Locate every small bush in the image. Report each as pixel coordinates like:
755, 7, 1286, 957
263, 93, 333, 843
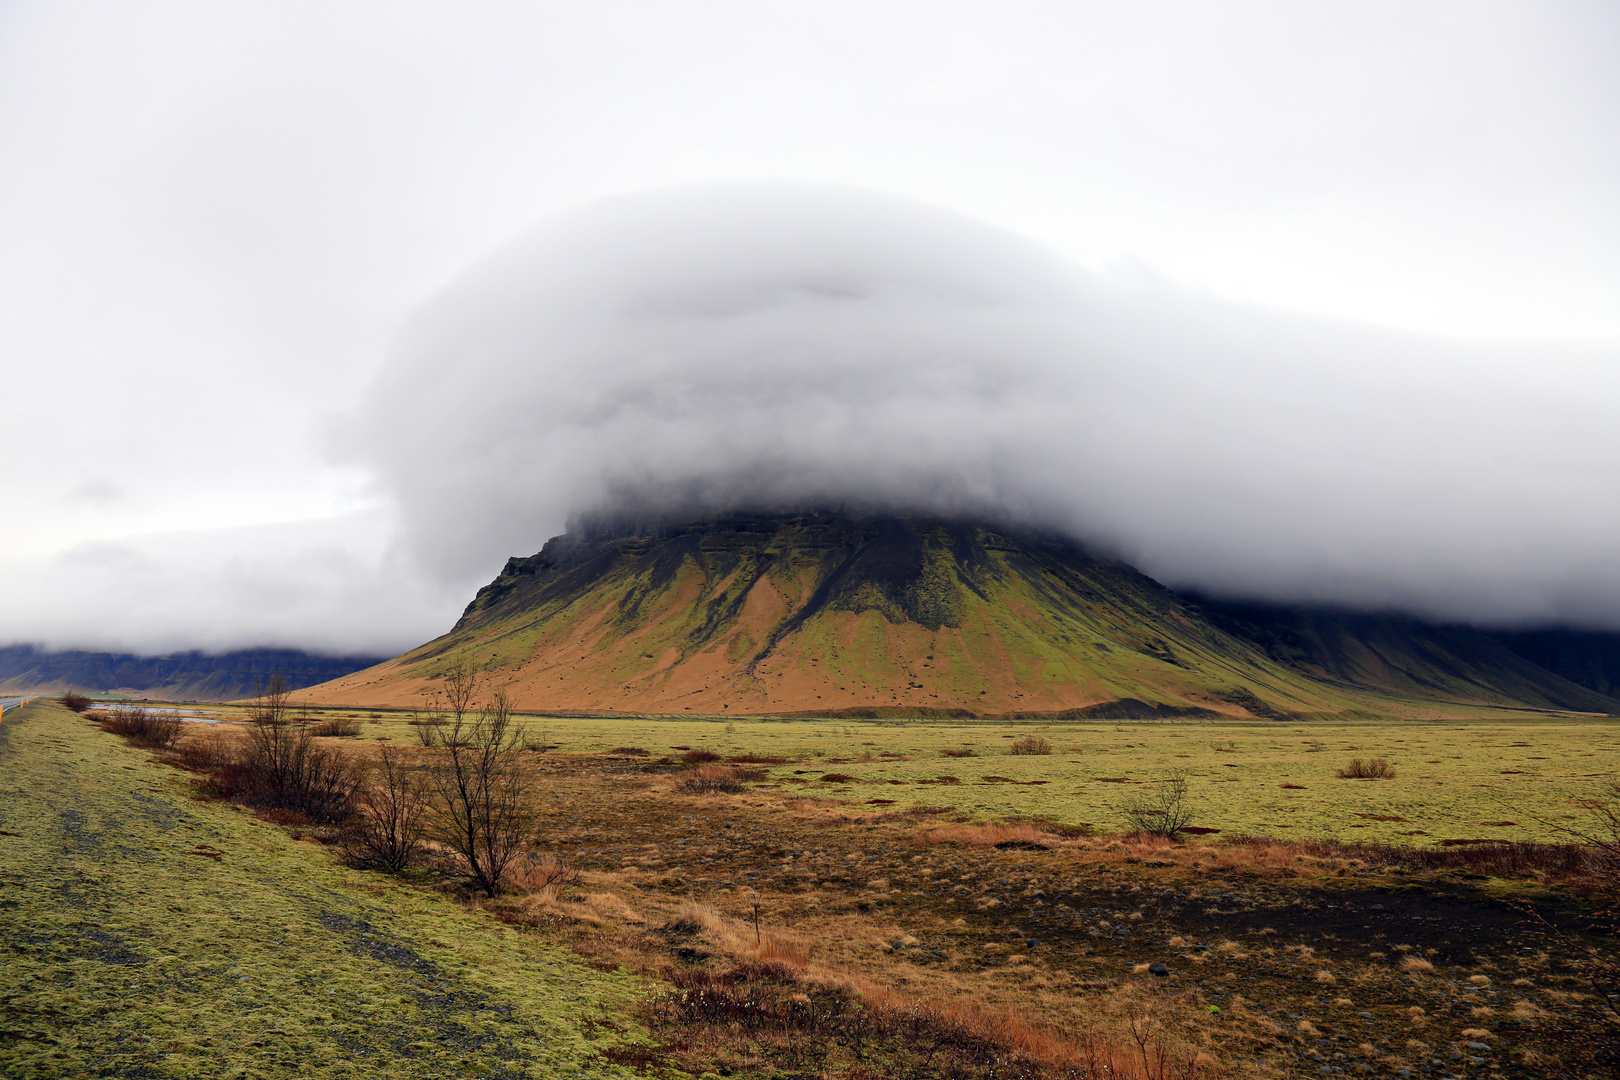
1122, 771, 1197, 839
61, 692, 94, 713
678, 764, 749, 794
235, 678, 365, 823
940, 747, 978, 758
609, 746, 649, 756
340, 742, 426, 872
171, 732, 231, 772
410, 714, 447, 747
507, 852, 580, 897
728, 753, 789, 764
1009, 736, 1051, 756
310, 717, 361, 737
1337, 757, 1396, 779
680, 749, 722, 765
99, 706, 183, 750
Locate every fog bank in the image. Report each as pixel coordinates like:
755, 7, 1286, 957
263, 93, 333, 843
355, 184, 1620, 630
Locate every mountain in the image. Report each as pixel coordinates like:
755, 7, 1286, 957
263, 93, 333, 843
0, 646, 388, 702
295, 511, 1620, 718
1190, 600, 1620, 714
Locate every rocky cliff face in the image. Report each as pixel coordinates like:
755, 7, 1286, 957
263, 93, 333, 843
295, 511, 1620, 717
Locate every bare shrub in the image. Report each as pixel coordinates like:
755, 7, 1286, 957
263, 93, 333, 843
171, 730, 231, 772
609, 746, 649, 756
507, 852, 580, 898
727, 753, 789, 764
237, 675, 364, 823
99, 706, 183, 750
340, 742, 427, 872
310, 717, 362, 738
940, 746, 978, 758
60, 692, 93, 713
1569, 779, 1620, 885
679, 749, 722, 765
1337, 757, 1396, 779
409, 713, 447, 747
1122, 772, 1197, 839
1009, 736, 1052, 756
679, 764, 752, 794
426, 667, 533, 897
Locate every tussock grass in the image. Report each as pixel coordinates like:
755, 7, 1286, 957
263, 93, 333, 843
677, 763, 764, 794
914, 822, 1059, 848
1337, 757, 1396, 779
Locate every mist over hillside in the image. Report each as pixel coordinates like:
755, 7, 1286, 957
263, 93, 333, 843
354, 184, 1620, 634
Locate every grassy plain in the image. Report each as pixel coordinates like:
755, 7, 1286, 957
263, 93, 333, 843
33, 699, 1620, 1077
0, 701, 644, 1079
237, 706, 1620, 847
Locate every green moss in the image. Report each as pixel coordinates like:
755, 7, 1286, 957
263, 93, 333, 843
0, 703, 646, 1079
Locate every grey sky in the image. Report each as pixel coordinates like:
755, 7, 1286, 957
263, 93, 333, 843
0, 2, 1616, 654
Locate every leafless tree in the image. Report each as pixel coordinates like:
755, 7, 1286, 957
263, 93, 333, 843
342, 741, 427, 872
239, 674, 362, 822
428, 683, 532, 895
1122, 771, 1197, 839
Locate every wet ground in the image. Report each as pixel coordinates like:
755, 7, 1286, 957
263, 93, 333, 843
531, 754, 1620, 1079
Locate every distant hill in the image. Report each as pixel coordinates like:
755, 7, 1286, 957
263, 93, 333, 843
1190, 599, 1620, 714
0, 646, 388, 702
295, 511, 1620, 718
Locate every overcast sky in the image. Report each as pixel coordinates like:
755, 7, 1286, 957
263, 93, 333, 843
1, 1, 1616, 655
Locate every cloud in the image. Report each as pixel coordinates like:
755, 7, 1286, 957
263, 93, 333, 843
0, 512, 464, 656
354, 182, 1620, 630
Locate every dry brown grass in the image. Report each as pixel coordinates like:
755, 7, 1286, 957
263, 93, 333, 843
913, 822, 1059, 848
1511, 1000, 1549, 1022
505, 852, 580, 900
1400, 956, 1435, 974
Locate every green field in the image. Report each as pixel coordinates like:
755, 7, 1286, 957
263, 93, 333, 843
450, 712, 1616, 846
0, 701, 644, 1079
79, 703, 1620, 845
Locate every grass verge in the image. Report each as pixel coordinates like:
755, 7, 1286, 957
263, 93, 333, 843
0, 701, 644, 1079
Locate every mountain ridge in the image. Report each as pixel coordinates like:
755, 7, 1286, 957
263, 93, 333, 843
294, 511, 1620, 718
0, 645, 387, 702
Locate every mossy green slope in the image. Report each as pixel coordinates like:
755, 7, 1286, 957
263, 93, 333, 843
0, 701, 643, 1079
